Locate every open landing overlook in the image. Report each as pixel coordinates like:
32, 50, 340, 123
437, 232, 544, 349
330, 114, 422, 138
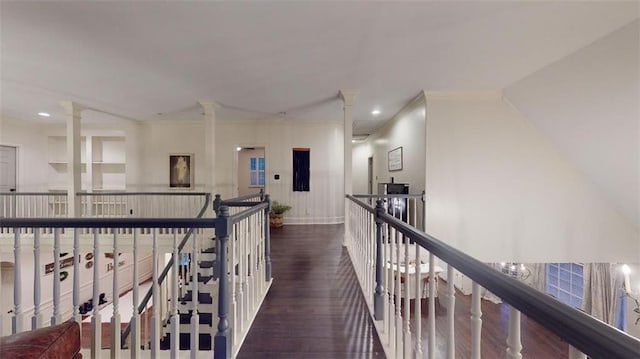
238, 224, 568, 358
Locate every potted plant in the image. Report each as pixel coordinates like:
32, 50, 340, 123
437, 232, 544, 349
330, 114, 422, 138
269, 201, 291, 228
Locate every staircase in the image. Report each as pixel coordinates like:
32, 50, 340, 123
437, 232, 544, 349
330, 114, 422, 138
159, 246, 218, 351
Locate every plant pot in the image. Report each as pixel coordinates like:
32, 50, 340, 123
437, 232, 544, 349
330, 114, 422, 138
270, 213, 284, 228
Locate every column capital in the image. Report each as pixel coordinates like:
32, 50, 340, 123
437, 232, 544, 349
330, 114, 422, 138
339, 90, 357, 106
198, 101, 220, 116
59, 101, 85, 117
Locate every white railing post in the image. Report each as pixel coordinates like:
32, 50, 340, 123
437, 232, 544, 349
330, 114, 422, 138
428, 252, 436, 359
170, 232, 179, 358
12, 230, 23, 334
237, 222, 245, 335
72, 230, 81, 329
414, 243, 422, 358
32, 229, 43, 329
471, 282, 483, 359
506, 306, 523, 359
403, 234, 411, 358
446, 265, 455, 359
52, 228, 62, 325
393, 227, 400, 358
111, 232, 121, 359
91, 231, 102, 358
131, 229, 141, 358
150, 229, 160, 356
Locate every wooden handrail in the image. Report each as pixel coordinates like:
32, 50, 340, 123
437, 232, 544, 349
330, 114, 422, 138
346, 194, 640, 358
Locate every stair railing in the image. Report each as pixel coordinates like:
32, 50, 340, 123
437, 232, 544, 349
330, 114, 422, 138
119, 193, 211, 347
213, 189, 264, 216
346, 194, 640, 359
1, 192, 272, 359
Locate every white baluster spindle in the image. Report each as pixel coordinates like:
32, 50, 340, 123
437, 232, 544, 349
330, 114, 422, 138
446, 265, 455, 359
91, 231, 102, 358
111, 232, 121, 358
506, 306, 523, 359
32, 229, 43, 329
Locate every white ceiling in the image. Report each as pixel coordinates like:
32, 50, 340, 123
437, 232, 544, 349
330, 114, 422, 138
1, 1, 637, 135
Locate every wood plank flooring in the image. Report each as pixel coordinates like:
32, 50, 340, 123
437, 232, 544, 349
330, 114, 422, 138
237, 224, 385, 358
238, 224, 569, 359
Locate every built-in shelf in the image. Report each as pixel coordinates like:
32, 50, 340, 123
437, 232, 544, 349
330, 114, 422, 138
47, 134, 126, 198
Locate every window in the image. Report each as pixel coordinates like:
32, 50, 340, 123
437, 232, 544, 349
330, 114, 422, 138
546, 263, 583, 308
250, 156, 265, 186
292, 148, 310, 192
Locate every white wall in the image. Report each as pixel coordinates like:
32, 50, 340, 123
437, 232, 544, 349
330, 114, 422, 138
425, 92, 639, 263
216, 119, 344, 224
504, 20, 640, 229
0, 118, 49, 191
353, 99, 426, 196
0, 118, 144, 191
137, 121, 207, 191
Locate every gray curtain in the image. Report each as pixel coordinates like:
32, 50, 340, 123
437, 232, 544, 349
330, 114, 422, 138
582, 263, 624, 325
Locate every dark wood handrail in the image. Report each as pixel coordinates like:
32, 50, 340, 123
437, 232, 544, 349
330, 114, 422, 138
347, 195, 640, 359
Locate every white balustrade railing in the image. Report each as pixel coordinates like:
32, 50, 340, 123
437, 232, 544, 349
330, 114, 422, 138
78, 192, 209, 218
0, 192, 68, 218
0, 191, 209, 220
346, 195, 640, 359
0, 195, 273, 359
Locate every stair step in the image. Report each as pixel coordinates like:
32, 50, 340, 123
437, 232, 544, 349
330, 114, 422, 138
159, 332, 212, 351
202, 247, 216, 254
177, 312, 213, 325
180, 291, 214, 304
196, 273, 214, 284
199, 260, 215, 268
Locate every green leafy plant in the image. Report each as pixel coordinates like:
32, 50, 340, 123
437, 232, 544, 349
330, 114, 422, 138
270, 201, 291, 215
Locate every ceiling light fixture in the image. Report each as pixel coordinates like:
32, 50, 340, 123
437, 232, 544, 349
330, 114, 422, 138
236, 147, 242, 152
371, 109, 381, 116
38, 112, 51, 117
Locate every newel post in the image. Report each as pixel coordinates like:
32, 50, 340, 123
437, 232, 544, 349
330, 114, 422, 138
264, 194, 272, 281
213, 194, 222, 216
374, 200, 385, 320
214, 206, 231, 359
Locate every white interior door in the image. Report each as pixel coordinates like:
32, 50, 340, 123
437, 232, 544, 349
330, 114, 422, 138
0, 145, 17, 192
0, 262, 14, 335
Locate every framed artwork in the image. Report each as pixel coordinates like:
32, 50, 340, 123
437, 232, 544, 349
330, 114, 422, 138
169, 154, 194, 189
388, 146, 403, 171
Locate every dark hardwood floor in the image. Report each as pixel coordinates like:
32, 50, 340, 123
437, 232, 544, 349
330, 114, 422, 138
237, 224, 385, 358
238, 224, 569, 359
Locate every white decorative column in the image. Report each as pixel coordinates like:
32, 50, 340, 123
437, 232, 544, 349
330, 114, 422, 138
60, 101, 83, 217
339, 90, 356, 247
199, 101, 219, 196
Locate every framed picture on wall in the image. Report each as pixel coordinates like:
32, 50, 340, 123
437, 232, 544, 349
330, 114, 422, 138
388, 146, 403, 171
169, 154, 194, 189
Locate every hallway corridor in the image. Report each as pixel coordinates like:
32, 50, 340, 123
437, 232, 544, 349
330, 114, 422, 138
237, 224, 385, 358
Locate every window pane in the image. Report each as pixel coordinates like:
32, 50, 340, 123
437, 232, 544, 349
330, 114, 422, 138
259, 171, 265, 185
250, 157, 256, 170
251, 172, 258, 185
258, 157, 265, 170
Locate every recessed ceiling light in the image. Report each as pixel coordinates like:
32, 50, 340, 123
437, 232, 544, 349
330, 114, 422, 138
371, 109, 381, 116
236, 147, 242, 152
38, 112, 51, 117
